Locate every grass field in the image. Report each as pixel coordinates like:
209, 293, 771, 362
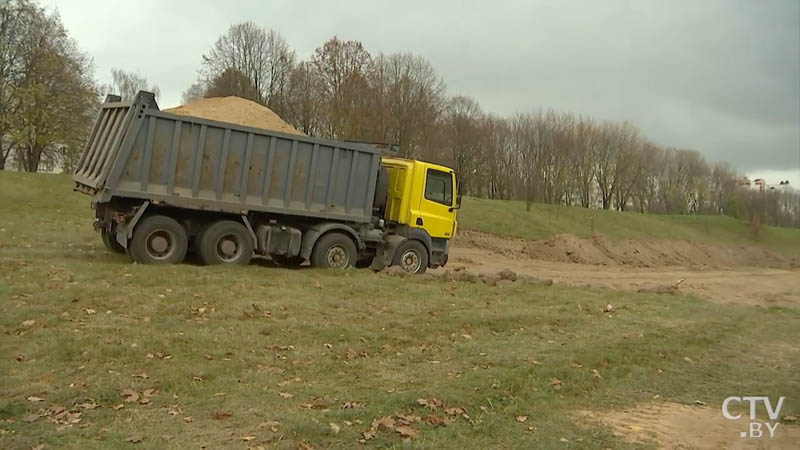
1, 172, 799, 449
459, 196, 800, 254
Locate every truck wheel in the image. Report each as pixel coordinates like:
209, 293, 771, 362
272, 255, 305, 267
101, 229, 125, 254
198, 220, 253, 265
129, 215, 188, 264
392, 240, 429, 274
311, 232, 356, 269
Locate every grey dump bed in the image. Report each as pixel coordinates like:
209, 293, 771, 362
73, 91, 381, 223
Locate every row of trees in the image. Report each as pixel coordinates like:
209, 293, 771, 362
1, 7, 796, 228
184, 22, 799, 226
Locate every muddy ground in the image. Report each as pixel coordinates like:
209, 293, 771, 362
443, 230, 800, 307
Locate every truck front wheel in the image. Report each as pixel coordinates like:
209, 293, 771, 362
392, 240, 429, 274
311, 232, 356, 269
198, 220, 253, 265
129, 215, 188, 264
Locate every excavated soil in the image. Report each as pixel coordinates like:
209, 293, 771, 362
580, 402, 800, 449
454, 230, 795, 269
163, 96, 303, 136
444, 231, 800, 306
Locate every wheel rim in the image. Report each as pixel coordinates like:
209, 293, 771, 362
400, 249, 421, 273
215, 233, 242, 263
326, 245, 349, 269
145, 230, 175, 260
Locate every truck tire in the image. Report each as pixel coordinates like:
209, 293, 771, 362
311, 232, 357, 269
272, 254, 305, 267
392, 239, 429, 274
101, 229, 125, 254
198, 220, 253, 265
129, 215, 188, 264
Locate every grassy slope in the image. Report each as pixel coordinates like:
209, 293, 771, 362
459, 196, 800, 254
0, 172, 798, 449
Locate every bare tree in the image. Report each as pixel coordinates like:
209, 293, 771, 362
204, 67, 259, 101
441, 96, 485, 194
99, 68, 160, 101
201, 23, 295, 111
369, 53, 445, 158
311, 36, 373, 139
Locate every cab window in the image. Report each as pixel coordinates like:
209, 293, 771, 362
424, 169, 453, 206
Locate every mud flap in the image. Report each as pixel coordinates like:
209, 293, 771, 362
370, 235, 405, 271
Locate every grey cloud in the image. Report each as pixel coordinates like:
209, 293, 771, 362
44, 0, 799, 178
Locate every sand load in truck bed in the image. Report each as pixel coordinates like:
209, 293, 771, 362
163, 96, 304, 136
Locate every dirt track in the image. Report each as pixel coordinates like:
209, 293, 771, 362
446, 231, 800, 307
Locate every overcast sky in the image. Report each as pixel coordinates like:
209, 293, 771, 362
43, 0, 800, 185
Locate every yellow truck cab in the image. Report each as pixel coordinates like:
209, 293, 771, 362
371, 157, 459, 272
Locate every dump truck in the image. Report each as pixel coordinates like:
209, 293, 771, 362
72, 91, 459, 273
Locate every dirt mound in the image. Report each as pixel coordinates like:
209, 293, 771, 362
580, 402, 800, 449
454, 230, 795, 269
163, 96, 303, 135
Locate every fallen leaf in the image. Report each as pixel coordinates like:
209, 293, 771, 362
416, 397, 443, 410
516, 415, 528, 423
329, 422, 340, 435
340, 401, 364, 409
444, 407, 465, 416
550, 378, 562, 390
213, 411, 232, 420
133, 372, 149, 379
372, 416, 396, 430
125, 435, 143, 443
121, 389, 139, 403
21, 320, 36, 328
241, 435, 256, 441
297, 441, 315, 450
395, 425, 419, 439
362, 430, 376, 440
396, 414, 421, 425
26, 396, 44, 402
426, 414, 451, 427
22, 413, 40, 423
84, 308, 96, 315
183, 416, 193, 423
693, 400, 707, 406
112, 403, 125, 410
278, 392, 294, 399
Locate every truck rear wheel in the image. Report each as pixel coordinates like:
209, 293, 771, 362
392, 240, 429, 274
129, 215, 188, 264
101, 228, 125, 254
198, 220, 253, 265
311, 232, 356, 269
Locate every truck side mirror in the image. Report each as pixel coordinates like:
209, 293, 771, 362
449, 173, 462, 212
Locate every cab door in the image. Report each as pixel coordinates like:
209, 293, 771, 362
415, 168, 456, 239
